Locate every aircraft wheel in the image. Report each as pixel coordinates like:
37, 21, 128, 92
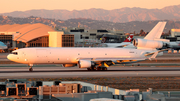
93, 66, 96, 70
97, 67, 101, 71
101, 67, 107, 71
90, 66, 96, 71
87, 68, 91, 71
29, 67, 33, 72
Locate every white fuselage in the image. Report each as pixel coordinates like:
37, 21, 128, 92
7, 47, 157, 65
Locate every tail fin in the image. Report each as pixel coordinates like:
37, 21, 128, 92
123, 34, 134, 42
101, 37, 107, 43
144, 22, 166, 40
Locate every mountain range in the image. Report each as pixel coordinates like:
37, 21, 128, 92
1, 5, 180, 23
1, 15, 180, 33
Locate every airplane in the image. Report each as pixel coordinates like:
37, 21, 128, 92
101, 34, 134, 47
0, 41, 7, 50
7, 22, 168, 71
168, 41, 180, 50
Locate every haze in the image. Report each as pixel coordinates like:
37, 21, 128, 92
0, 0, 180, 13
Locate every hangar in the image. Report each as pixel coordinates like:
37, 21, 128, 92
0, 23, 74, 49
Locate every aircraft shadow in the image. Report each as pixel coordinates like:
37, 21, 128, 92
1, 69, 180, 73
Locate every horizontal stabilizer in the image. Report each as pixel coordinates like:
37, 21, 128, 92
154, 39, 170, 43
116, 44, 131, 47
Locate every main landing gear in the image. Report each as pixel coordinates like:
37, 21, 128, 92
87, 66, 107, 71
28, 64, 33, 72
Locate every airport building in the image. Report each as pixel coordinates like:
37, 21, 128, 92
165, 29, 180, 41
171, 29, 180, 37
0, 23, 75, 50
0, 24, 125, 49
64, 27, 125, 47
0, 79, 180, 101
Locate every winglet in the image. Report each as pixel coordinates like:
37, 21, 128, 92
146, 48, 170, 60
149, 51, 158, 61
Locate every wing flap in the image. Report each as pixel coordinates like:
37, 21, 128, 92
77, 57, 146, 62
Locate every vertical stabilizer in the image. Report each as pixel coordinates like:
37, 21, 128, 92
144, 22, 166, 40
123, 34, 134, 42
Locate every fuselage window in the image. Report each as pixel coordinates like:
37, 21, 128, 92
12, 52, 18, 55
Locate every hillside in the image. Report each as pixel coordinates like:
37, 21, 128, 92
0, 15, 180, 33
1, 5, 180, 23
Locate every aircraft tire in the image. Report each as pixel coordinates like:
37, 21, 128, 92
87, 68, 91, 71
29, 68, 33, 72
90, 66, 96, 71
97, 67, 101, 71
101, 67, 107, 71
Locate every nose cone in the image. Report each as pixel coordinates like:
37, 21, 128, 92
7, 54, 13, 61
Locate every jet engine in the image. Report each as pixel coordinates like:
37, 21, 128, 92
62, 64, 76, 67
78, 60, 94, 68
133, 38, 164, 49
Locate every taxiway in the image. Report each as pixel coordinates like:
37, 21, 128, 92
0, 66, 180, 78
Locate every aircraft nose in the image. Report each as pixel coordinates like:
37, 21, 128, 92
7, 54, 12, 60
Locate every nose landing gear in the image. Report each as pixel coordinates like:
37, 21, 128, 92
29, 67, 33, 72
28, 64, 33, 72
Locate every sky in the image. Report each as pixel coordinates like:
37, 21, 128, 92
0, 0, 180, 13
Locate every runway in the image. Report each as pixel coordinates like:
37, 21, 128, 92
1, 66, 180, 78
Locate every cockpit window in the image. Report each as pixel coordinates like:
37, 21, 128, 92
12, 52, 18, 55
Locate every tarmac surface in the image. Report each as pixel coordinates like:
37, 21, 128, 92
0, 66, 180, 78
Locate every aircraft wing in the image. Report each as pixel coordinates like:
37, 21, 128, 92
92, 57, 146, 61
144, 48, 170, 60
105, 42, 131, 48
145, 48, 170, 56
77, 57, 146, 67
77, 57, 146, 62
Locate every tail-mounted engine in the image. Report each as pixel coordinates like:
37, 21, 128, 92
133, 38, 164, 49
